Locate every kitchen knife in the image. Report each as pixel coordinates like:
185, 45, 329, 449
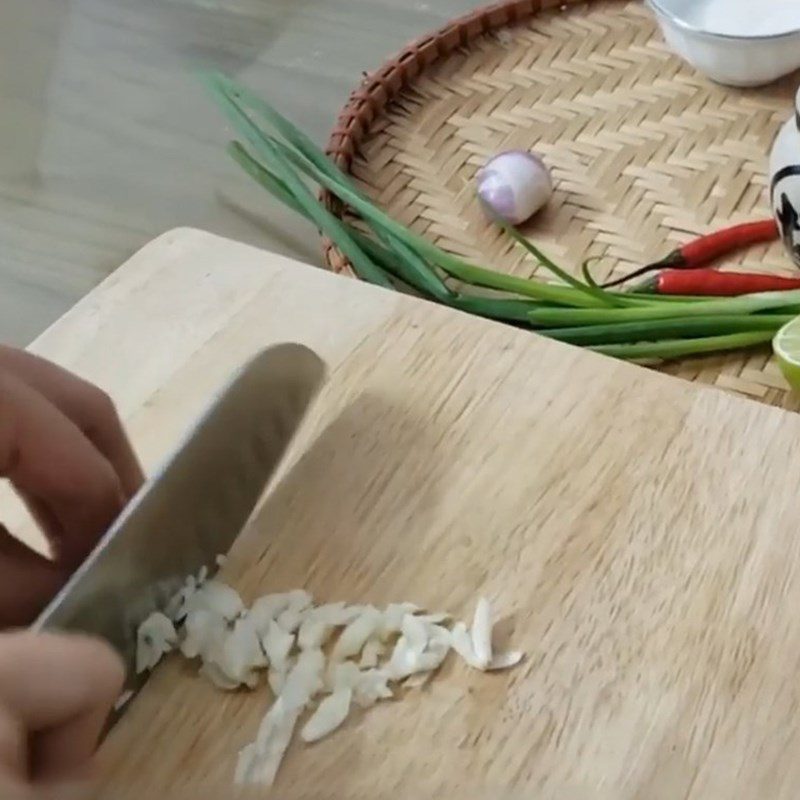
33, 343, 326, 683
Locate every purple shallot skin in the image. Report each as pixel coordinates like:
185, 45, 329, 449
476, 150, 553, 225
476, 168, 517, 221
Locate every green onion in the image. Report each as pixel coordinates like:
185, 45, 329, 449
529, 292, 800, 327
592, 331, 776, 360
207, 78, 392, 288
211, 72, 606, 307
448, 295, 544, 322
547, 314, 793, 346
204, 71, 798, 365
502, 224, 627, 308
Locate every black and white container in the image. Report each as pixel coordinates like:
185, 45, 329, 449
770, 86, 800, 268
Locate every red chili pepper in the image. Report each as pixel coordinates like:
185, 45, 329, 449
604, 219, 780, 288
641, 268, 800, 296
664, 219, 779, 269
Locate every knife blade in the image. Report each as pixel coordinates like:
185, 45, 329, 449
33, 343, 326, 682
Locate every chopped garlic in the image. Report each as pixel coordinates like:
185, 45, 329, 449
353, 668, 393, 707
470, 597, 493, 669
275, 590, 314, 633
297, 617, 334, 651
450, 621, 482, 670
276, 607, 306, 634
387, 635, 414, 679
387, 634, 446, 680
181, 609, 226, 660
280, 648, 324, 711
325, 662, 391, 707
164, 576, 199, 622
401, 613, 429, 657
208, 615, 267, 688
268, 667, 287, 697
331, 606, 382, 661
300, 602, 367, 632
235, 742, 259, 785
185, 580, 243, 621
326, 661, 361, 693
237, 654, 323, 786
200, 660, 242, 691
136, 611, 177, 674
427, 624, 452, 649
380, 602, 419, 639
487, 650, 524, 671
306, 601, 347, 624
249, 593, 291, 629
333, 604, 370, 625
255, 697, 294, 750
237, 698, 300, 786
249, 590, 311, 633
286, 589, 313, 609
451, 600, 521, 672
301, 688, 352, 743
261, 619, 294, 673
359, 638, 384, 668
137, 578, 525, 788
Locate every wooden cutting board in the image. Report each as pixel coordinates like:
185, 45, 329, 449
18, 228, 800, 799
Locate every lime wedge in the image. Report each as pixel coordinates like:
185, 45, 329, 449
773, 315, 800, 391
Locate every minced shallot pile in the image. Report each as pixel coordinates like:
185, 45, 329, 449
135, 561, 524, 787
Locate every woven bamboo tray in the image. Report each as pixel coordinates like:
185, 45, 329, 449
322, 0, 800, 411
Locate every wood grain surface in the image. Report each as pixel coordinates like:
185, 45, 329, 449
21, 229, 800, 799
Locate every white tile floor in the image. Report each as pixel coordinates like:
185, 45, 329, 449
0, 0, 476, 344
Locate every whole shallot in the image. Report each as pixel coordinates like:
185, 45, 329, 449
476, 150, 553, 225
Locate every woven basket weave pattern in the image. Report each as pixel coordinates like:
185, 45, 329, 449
324, 0, 800, 411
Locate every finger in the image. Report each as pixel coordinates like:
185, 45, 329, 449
0, 702, 26, 787
0, 758, 91, 800
0, 778, 90, 800
0, 525, 68, 627
0, 347, 144, 497
0, 632, 124, 783
0, 373, 125, 566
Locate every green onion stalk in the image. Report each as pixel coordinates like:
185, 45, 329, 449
204, 71, 795, 362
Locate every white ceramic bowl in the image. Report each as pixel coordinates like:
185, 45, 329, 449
647, 0, 800, 87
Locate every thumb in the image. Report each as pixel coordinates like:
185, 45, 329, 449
0, 631, 124, 784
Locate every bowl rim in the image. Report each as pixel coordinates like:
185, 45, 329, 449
646, 0, 800, 42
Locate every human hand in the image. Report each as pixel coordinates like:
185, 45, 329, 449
0, 631, 124, 799
0, 346, 144, 626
